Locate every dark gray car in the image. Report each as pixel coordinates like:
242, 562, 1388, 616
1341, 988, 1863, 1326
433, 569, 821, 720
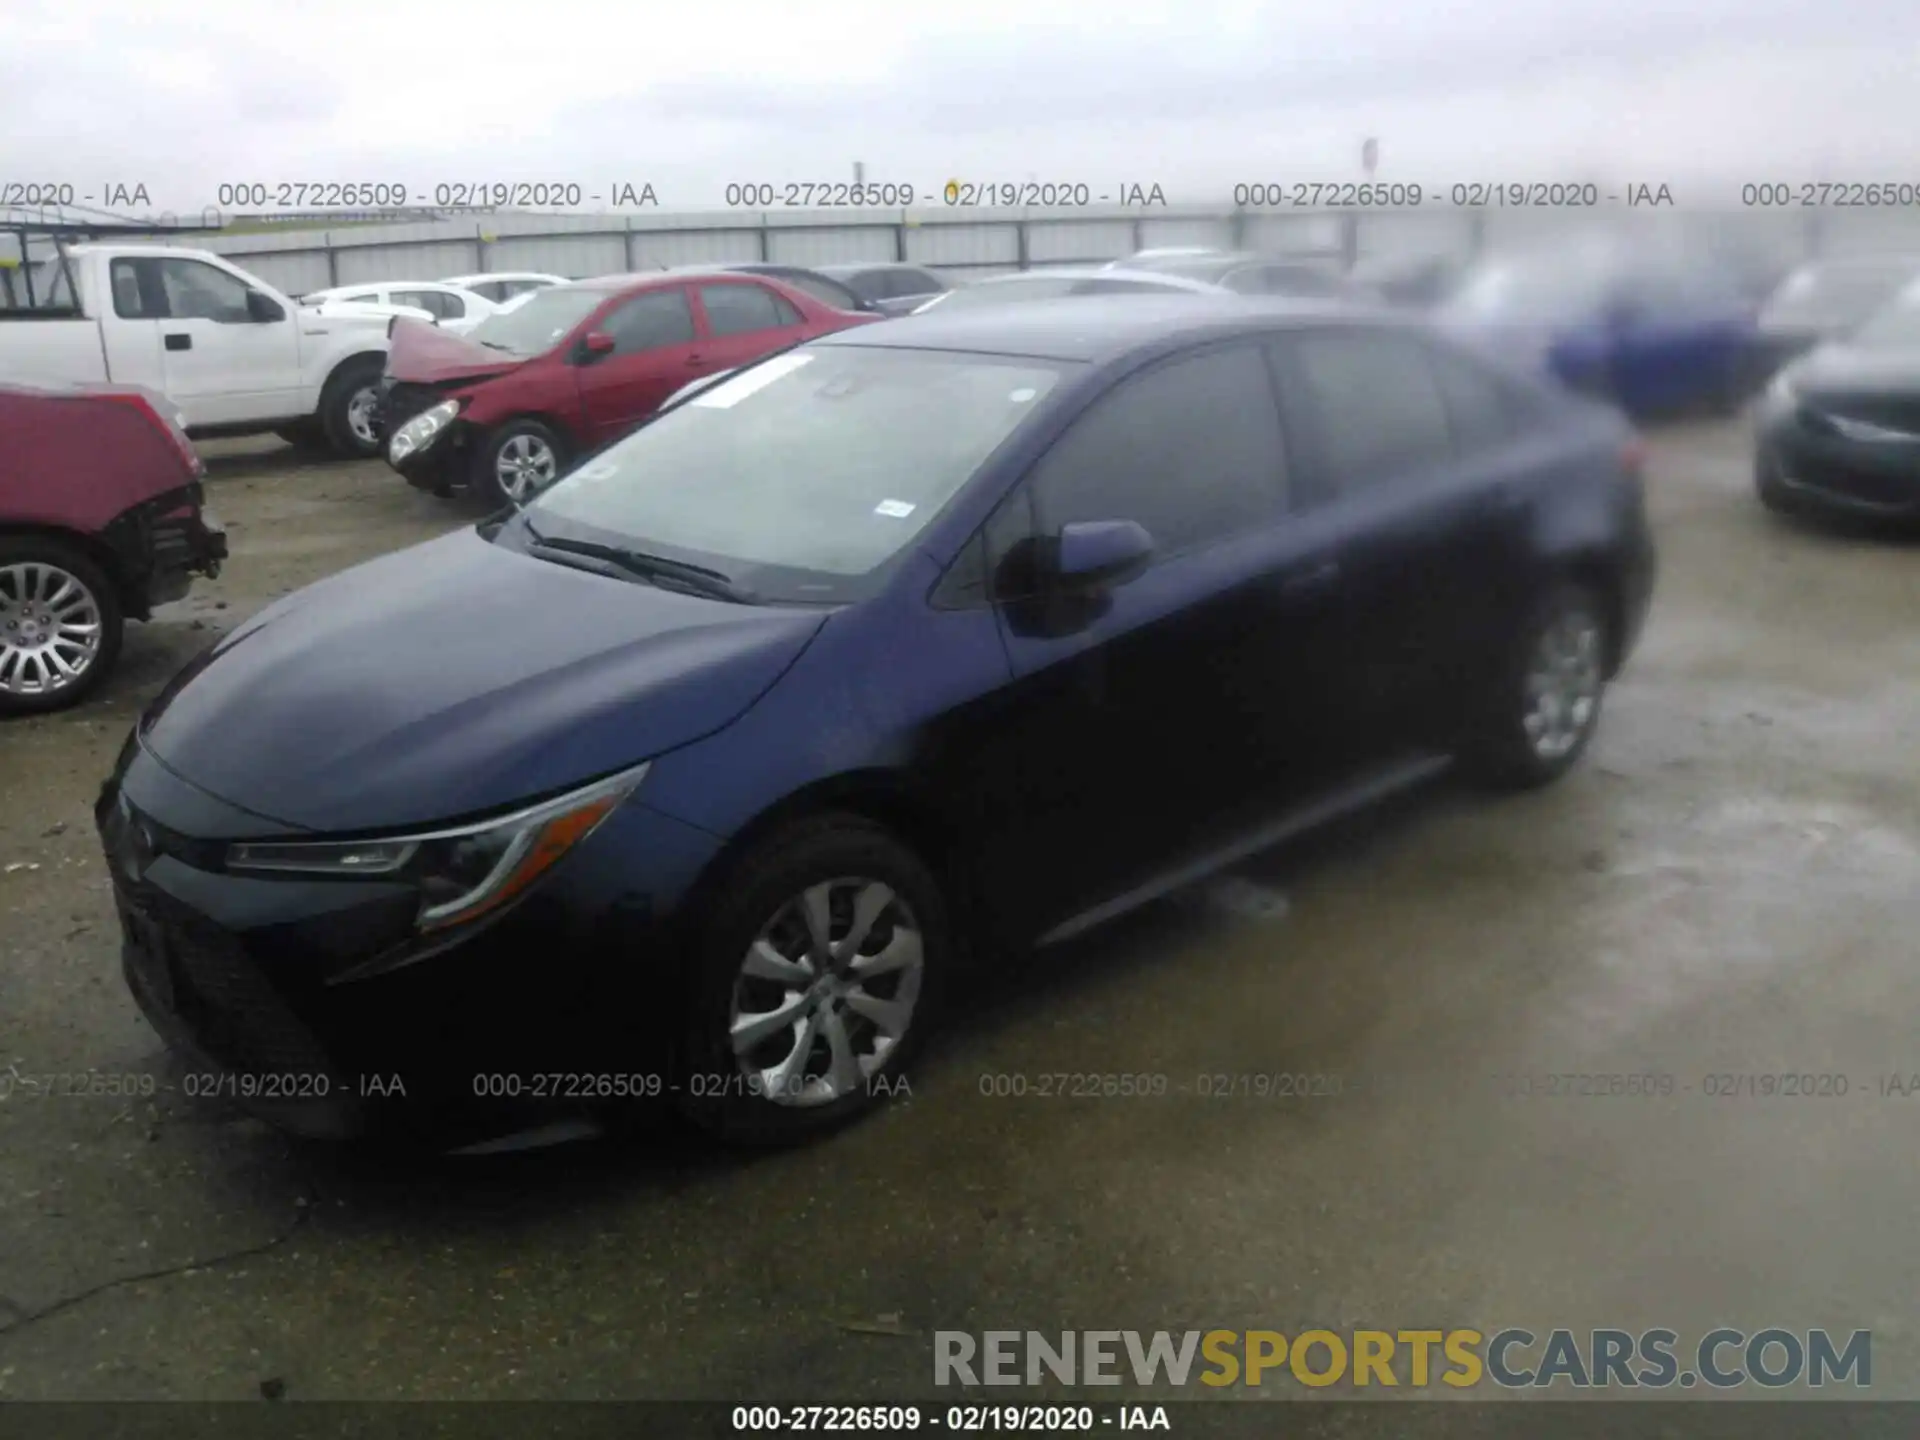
818, 263, 952, 317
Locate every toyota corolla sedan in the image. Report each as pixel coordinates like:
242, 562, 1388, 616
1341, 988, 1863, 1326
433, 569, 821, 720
99, 297, 1655, 1152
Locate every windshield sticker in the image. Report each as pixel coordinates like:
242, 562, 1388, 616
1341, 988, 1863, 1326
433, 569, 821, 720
691, 352, 815, 408
873, 499, 916, 518
1008, 387, 1038, 402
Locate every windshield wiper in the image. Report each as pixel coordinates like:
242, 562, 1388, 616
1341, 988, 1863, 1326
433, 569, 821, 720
522, 521, 752, 603
475, 340, 516, 353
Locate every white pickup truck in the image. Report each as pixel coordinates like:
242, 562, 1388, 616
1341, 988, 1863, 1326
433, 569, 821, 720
0, 241, 420, 458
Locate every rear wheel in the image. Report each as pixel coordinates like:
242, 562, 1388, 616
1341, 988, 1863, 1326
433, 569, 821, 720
1461, 583, 1608, 789
474, 419, 564, 509
0, 537, 123, 717
317, 356, 386, 459
676, 815, 949, 1146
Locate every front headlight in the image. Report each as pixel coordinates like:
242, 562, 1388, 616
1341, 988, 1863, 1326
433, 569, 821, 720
225, 761, 649, 932
386, 398, 461, 464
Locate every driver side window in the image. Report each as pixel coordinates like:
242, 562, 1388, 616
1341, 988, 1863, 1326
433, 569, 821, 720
155, 258, 255, 323
1022, 343, 1288, 561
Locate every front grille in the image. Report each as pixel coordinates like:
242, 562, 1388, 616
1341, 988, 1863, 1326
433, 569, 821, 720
117, 884, 339, 1084
373, 379, 443, 442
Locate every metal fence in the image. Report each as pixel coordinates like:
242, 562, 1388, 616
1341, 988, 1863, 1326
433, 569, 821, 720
108, 203, 1920, 298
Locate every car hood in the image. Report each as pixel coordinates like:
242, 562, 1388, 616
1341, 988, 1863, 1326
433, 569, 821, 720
139, 528, 828, 833
1788, 342, 1920, 398
384, 318, 527, 384
302, 300, 431, 328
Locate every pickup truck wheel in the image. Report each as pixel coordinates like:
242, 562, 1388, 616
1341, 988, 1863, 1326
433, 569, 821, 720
474, 420, 564, 509
0, 538, 123, 717
318, 357, 387, 459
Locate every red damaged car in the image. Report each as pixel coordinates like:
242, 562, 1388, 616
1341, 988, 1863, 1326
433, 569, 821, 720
378, 270, 879, 507
1, 381, 226, 716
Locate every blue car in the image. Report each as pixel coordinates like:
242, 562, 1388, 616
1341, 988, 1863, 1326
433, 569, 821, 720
98, 297, 1656, 1151
1442, 252, 1759, 418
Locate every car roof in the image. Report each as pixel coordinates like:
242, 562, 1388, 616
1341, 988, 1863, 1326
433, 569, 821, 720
817, 262, 928, 275
968, 266, 1224, 291
811, 293, 1373, 362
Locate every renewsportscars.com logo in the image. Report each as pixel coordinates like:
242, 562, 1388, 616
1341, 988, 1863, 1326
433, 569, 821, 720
934, 1328, 1872, 1390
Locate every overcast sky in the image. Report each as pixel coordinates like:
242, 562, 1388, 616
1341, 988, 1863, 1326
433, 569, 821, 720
6, 0, 1919, 217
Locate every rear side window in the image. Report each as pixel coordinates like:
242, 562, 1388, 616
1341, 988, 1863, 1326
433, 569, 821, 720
1282, 330, 1452, 493
601, 288, 697, 353
1025, 344, 1287, 557
700, 283, 800, 336
1423, 344, 1521, 453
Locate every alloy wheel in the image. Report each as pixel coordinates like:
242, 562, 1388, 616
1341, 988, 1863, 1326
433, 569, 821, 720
727, 878, 925, 1108
1522, 607, 1603, 761
495, 434, 557, 504
0, 562, 104, 698
346, 386, 381, 448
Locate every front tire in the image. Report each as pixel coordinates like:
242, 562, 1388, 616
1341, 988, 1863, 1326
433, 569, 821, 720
676, 815, 950, 1146
0, 537, 123, 717
317, 356, 386, 459
1461, 583, 1609, 790
473, 419, 564, 509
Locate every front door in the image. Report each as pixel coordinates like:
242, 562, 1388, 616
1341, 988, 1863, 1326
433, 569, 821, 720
124, 256, 303, 426
960, 341, 1349, 935
572, 285, 705, 446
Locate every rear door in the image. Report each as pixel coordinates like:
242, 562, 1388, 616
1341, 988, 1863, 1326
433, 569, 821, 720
1268, 325, 1521, 758
965, 340, 1349, 930
571, 285, 703, 445
118, 256, 303, 425
691, 280, 814, 368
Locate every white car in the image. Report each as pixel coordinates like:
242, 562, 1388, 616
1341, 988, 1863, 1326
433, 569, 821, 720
300, 281, 500, 334
438, 272, 569, 305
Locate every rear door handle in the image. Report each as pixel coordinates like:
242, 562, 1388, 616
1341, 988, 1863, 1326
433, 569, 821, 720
1278, 559, 1341, 600
164, 333, 192, 351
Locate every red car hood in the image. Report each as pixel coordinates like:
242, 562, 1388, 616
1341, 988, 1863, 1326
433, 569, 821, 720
385, 319, 525, 384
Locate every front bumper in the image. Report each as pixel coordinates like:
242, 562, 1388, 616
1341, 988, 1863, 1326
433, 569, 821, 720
376, 379, 473, 494
1756, 409, 1920, 522
96, 741, 725, 1149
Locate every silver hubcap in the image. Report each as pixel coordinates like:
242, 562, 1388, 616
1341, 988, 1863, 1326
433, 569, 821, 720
728, 878, 925, 1109
495, 434, 556, 503
0, 562, 103, 697
346, 386, 379, 447
1522, 608, 1602, 760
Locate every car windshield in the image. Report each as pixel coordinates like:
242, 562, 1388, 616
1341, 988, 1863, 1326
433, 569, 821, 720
462, 285, 605, 354
1849, 290, 1920, 347
1764, 263, 1920, 330
1444, 258, 1613, 326
525, 346, 1068, 601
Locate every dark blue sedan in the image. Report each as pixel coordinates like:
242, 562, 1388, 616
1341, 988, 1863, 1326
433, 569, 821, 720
1442, 252, 1759, 418
98, 297, 1656, 1151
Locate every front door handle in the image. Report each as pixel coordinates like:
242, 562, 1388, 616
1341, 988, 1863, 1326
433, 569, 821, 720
1278, 559, 1341, 600
164, 333, 192, 351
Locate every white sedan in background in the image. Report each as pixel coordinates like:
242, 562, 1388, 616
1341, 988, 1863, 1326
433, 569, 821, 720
299, 281, 501, 334
438, 271, 570, 305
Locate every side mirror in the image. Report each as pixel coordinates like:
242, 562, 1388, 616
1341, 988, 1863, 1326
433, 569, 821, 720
246, 290, 285, 323
1052, 519, 1154, 591
576, 331, 616, 362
